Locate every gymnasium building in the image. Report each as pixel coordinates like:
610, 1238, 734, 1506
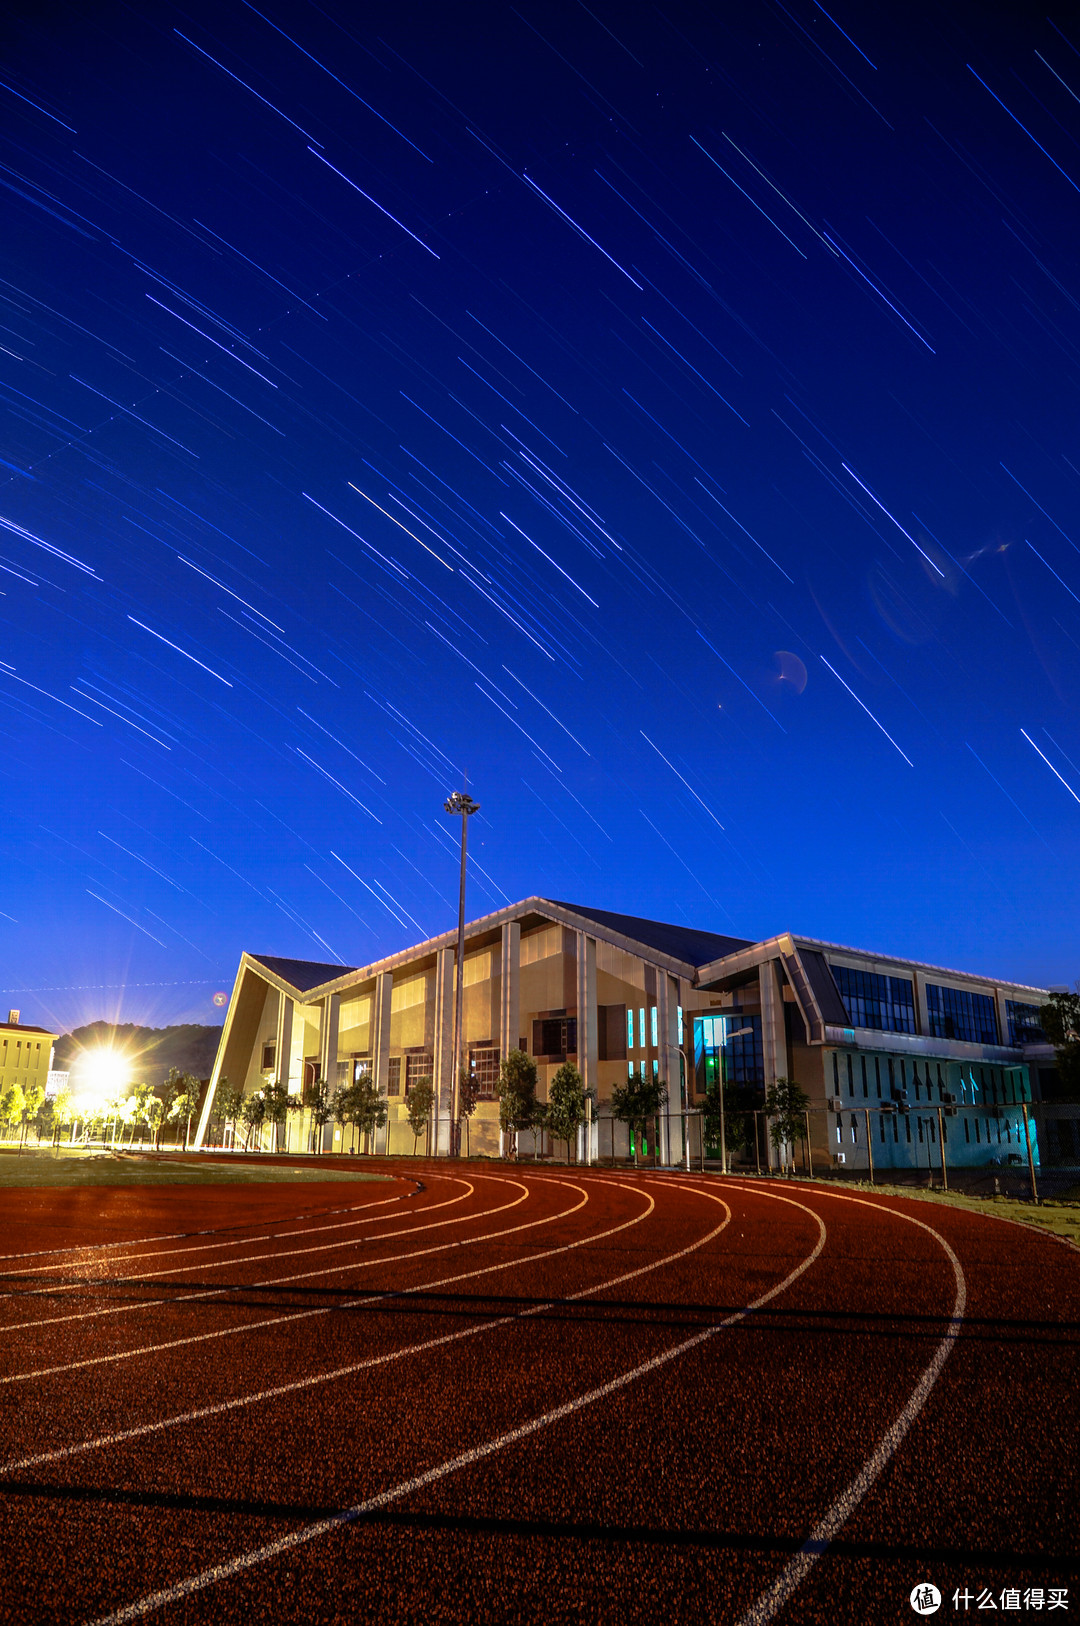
194, 897, 1053, 1171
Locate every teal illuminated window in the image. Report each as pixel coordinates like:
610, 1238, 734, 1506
652, 1058, 658, 1079
650, 1006, 658, 1046
638, 1008, 646, 1048
677, 1006, 683, 1044
626, 1009, 634, 1050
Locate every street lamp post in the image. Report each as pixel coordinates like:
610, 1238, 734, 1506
444, 789, 479, 1157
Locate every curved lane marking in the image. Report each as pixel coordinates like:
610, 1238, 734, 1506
1, 1175, 653, 1456
732, 1185, 967, 1626
0, 1176, 532, 1334
0, 1174, 602, 1384
79, 1184, 822, 1626
0, 1177, 483, 1300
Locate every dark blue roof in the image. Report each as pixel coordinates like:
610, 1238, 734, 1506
248, 954, 355, 993
545, 901, 751, 968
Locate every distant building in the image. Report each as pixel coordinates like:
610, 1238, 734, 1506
194, 899, 1052, 1171
0, 1010, 59, 1105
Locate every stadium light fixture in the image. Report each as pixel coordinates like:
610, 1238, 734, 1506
444, 789, 480, 1156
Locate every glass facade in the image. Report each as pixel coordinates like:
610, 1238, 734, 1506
927, 984, 998, 1044
830, 964, 916, 1033
693, 1013, 764, 1093
1005, 1000, 1046, 1046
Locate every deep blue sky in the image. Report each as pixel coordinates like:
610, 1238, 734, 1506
2, 0, 1078, 1033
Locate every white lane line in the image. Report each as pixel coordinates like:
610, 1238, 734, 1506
1, 1177, 653, 1467
733, 1186, 967, 1626
82, 1187, 824, 1626
0, 1192, 407, 1276
0, 1181, 420, 1266
0, 1175, 600, 1384
0, 1178, 514, 1333
0, 1179, 478, 1298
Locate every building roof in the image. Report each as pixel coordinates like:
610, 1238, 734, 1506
248, 954, 357, 993
545, 901, 752, 969
0, 1022, 56, 1037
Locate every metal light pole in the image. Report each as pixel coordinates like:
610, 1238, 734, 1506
444, 789, 479, 1157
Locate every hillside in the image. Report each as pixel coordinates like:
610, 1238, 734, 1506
54, 1023, 223, 1089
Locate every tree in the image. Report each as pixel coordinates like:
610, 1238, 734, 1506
702, 1078, 754, 1169
51, 1088, 74, 1146
1038, 990, 1080, 1099
764, 1077, 811, 1172
611, 1069, 668, 1165
168, 1074, 203, 1150
20, 1082, 45, 1148
210, 1077, 245, 1146
349, 1076, 387, 1154
239, 1090, 266, 1150
307, 1075, 333, 1155
331, 1082, 351, 1152
130, 1081, 158, 1148
546, 1061, 586, 1164
405, 1076, 434, 1155
158, 1069, 183, 1149
496, 1049, 538, 1159
263, 1080, 291, 1152
0, 1084, 24, 1143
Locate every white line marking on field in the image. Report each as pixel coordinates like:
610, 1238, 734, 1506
0, 1175, 597, 1385
81, 1186, 824, 1626
732, 1185, 967, 1626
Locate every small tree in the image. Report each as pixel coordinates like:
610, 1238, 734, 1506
158, 1069, 183, 1149
546, 1061, 586, 1164
406, 1076, 434, 1155
130, 1082, 157, 1149
331, 1083, 351, 1152
240, 1090, 266, 1151
307, 1075, 333, 1155
51, 1088, 73, 1146
1, 1084, 24, 1143
20, 1081, 45, 1148
611, 1069, 668, 1165
263, 1080, 291, 1153
211, 1077, 245, 1147
764, 1077, 811, 1172
168, 1074, 202, 1150
702, 1078, 754, 1169
350, 1076, 387, 1154
1038, 990, 1080, 1099
496, 1049, 538, 1159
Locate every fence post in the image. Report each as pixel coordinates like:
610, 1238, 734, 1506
1021, 1100, 1039, 1204
864, 1107, 874, 1185
804, 1110, 813, 1179
936, 1106, 948, 1193
718, 1098, 727, 1174
754, 1111, 761, 1176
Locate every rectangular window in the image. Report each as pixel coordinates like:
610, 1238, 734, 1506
468, 1046, 500, 1099
874, 1058, 882, 1099
677, 1006, 683, 1044
352, 1057, 372, 1083
1005, 1000, 1045, 1046
861, 1057, 868, 1098
964, 1118, 970, 1143
650, 1006, 658, 1047
692, 1014, 764, 1092
833, 1054, 840, 1090
652, 1058, 658, 1079
533, 1017, 577, 1058
386, 1057, 402, 1096
405, 1052, 432, 1097
261, 1043, 275, 1071
638, 1008, 646, 1049
830, 964, 916, 1034
847, 1055, 854, 1098
850, 1116, 859, 1144
926, 984, 998, 1045
627, 1009, 634, 1051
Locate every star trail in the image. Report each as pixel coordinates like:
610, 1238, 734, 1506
1, 0, 1078, 1029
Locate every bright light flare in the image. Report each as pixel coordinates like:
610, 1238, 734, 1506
73, 1049, 132, 1110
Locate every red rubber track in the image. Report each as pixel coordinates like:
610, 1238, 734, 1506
0, 1166, 1076, 1625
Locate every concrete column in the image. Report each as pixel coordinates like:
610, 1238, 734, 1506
275, 991, 294, 1092
575, 930, 598, 1098
319, 993, 340, 1091
913, 971, 930, 1037
433, 948, 455, 1155
658, 972, 683, 1165
500, 921, 521, 1061
993, 987, 1009, 1048
372, 972, 393, 1102
759, 958, 786, 1171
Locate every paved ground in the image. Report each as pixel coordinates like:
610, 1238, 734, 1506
0, 1163, 1076, 1624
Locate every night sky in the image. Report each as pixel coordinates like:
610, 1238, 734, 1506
3, 0, 1078, 1034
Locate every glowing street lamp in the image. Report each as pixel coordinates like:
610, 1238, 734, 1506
444, 789, 479, 1157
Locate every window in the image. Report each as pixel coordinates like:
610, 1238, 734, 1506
830, 965, 916, 1034
351, 1057, 372, 1084
533, 1017, 577, 1058
846, 1056, 854, 1098
468, 1046, 500, 1099
405, 1052, 432, 1096
693, 1014, 764, 1092
650, 1006, 658, 1047
677, 1006, 683, 1044
926, 984, 998, 1044
261, 1042, 275, 1071
638, 1008, 646, 1049
1005, 1000, 1045, 1046
386, 1057, 402, 1096
627, 1009, 634, 1051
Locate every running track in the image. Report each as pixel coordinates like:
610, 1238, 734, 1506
0, 1164, 1076, 1624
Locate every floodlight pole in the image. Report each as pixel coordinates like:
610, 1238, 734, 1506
444, 789, 479, 1157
